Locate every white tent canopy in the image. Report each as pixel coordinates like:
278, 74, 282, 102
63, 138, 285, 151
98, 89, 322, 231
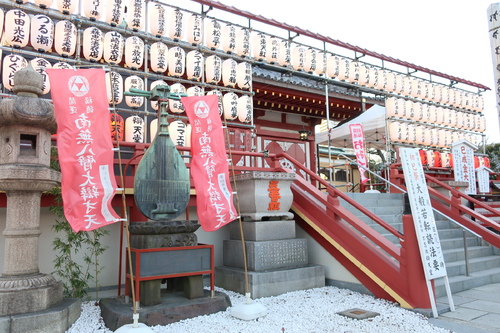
315, 105, 387, 150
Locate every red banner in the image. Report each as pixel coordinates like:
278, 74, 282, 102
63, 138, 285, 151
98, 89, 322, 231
349, 124, 369, 184
182, 95, 238, 231
47, 68, 120, 232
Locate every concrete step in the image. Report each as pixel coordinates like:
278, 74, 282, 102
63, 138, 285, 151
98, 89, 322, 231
439, 236, 482, 250
435, 266, 500, 297
442, 245, 495, 262
444, 255, 500, 278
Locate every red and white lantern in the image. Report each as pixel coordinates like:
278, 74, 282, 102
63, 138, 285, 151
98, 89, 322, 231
186, 50, 204, 81
237, 95, 253, 123
169, 83, 186, 114
168, 8, 184, 41
149, 2, 167, 37
105, 0, 125, 26
127, 0, 145, 31
222, 59, 237, 87
30, 15, 54, 52
168, 46, 185, 77
105, 71, 124, 105
186, 13, 203, 45
124, 75, 144, 108
223, 92, 239, 120
30, 57, 52, 95
125, 36, 144, 70
2, 55, 28, 91
5, 9, 30, 48
205, 55, 222, 84
150, 42, 168, 74
83, 27, 104, 62
103, 31, 124, 65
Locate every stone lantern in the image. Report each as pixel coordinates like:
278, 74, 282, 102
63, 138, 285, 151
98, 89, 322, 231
0, 66, 80, 332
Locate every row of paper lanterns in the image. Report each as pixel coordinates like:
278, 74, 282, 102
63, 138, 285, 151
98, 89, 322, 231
110, 114, 192, 145
386, 97, 486, 132
388, 121, 481, 148
0, 6, 482, 114
105, 74, 253, 123
416, 150, 490, 169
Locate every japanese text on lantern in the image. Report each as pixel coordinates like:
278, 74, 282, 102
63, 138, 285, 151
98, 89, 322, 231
268, 180, 281, 211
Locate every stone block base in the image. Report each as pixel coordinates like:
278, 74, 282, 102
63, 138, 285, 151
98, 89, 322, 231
229, 220, 296, 241
215, 265, 325, 298
223, 239, 308, 271
0, 298, 81, 333
100, 290, 230, 331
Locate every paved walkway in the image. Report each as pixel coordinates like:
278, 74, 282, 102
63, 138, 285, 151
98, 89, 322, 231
430, 283, 500, 333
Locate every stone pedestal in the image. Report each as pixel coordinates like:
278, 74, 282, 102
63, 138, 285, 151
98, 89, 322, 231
128, 220, 204, 306
217, 171, 325, 298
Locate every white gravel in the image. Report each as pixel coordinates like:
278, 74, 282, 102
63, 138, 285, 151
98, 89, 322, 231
67, 286, 452, 333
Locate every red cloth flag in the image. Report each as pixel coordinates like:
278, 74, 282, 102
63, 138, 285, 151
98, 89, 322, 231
47, 68, 120, 232
349, 124, 369, 184
182, 95, 238, 231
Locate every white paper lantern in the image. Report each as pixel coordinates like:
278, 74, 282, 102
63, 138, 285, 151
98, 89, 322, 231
30, 15, 54, 53
347, 61, 359, 83
315, 52, 328, 76
205, 55, 222, 84
410, 79, 423, 99
84, 0, 104, 21
384, 71, 396, 92
2, 55, 28, 91
422, 127, 433, 146
436, 106, 446, 125
413, 102, 423, 122
186, 50, 203, 81
127, 0, 145, 31
168, 46, 185, 77
477, 115, 486, 132
83, 27, 104, 62
431, 84, 442, 103
455, 111, 465, 129
186, 86, 204, 97
125, 36, 144, 70
388, 122, 404, 142
404, 123, 416, 144
105, 0, 125, 26
125, 115, 145, 143
223, 93, 239, 121
149, 79, 167, 111
205, 19, 222, 50
237, 95, 253, 123
124, 75, 144, 108
266, 36, 280, 64
422, 82, 432, 101
393, 74, 404, 94
105, 71, 124, 105
150, 118, 158, 142
278, 39, 291, 67
375, 69, 387, 90
327, 56, 339, 79
420, 103, 430, 123
221, 24, 236, 54
34, 0, 53, 9
338, 58, 350, 81
168, 8, 184, 41
402, 76, 412, 96
235, 28, 251, 57
441, 86, 451, 105
30, 57, 52, 95
54, 20, 77, 57
169, 83, 186, 113
186, 13, 203, 45
236, 62, 252, 90
427, 104, 437, 124
103, 31, 124, 65
441, 152, 451, 167
366, 67, 379, 88
477, 95, 484, 112
56, 0, 78, 14
304, 48, 318, 74
464, 112, 473, 131
426, 150, 435, 165
169, 120, 189, 146
149, 2, 167, 37
222, 59, 237, 87
357, 64, 370, 86
385, 97, 398, 118
462, 92, 472, 111
404, 100, 414, 121
252, 33, 267, 61
0, 8, 3, 42
291, 44, 306, 71
149, 42, 168, 74
207, 90, 223, 116
52, 61, 73, 69
5, 9, 30, 48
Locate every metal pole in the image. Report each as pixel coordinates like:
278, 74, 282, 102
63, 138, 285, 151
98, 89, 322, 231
325, 81, 333, 185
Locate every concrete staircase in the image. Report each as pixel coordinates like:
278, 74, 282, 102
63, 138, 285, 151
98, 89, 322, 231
339, 192, 500, 298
